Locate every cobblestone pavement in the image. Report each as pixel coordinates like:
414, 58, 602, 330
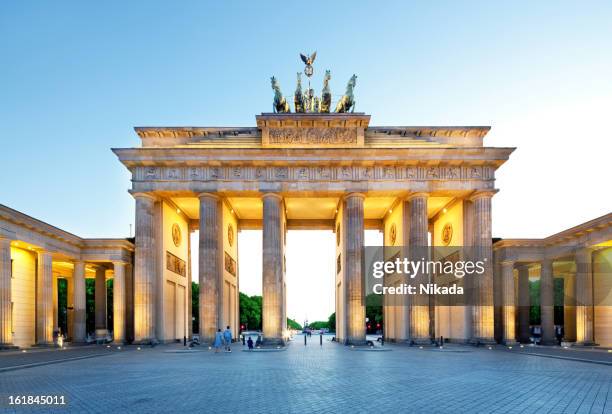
0, 339, 610, 414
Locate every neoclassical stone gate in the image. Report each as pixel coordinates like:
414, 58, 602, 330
113, 113, 513, 345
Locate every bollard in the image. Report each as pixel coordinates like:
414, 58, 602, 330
183, 336, 187, 346
304, 334, 307, 346
320, 333, 323, 346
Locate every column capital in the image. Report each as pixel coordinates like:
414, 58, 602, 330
343, 192, 366, 201
500, 260, 515, 268
130, 191, 158, 202
406, 192, 429, 201
0, 238, 12, 248
262, 193, 283, 201
37, 250, 53, 260
198, 192, 221, 201
469, 190, 497, 201
540, 257, 554, 266
574, 247, 594, 259
112, 260, 129, 267
515, 263, 530, 273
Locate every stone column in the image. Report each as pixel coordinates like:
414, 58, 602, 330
407, 193, 430, 343
36, 251, 53, 345
344, 193, 365, 345
95, 267, 107, 338
575, 248, 594, 345
133, 192, 157, 343
517, 265, 531, 343
262, 193, 285, 344
501, 261, 517, 345
199, 193, 221, 343
52, 274, 58, 333
187, 228, 193, 339
563, 273, 576, 342
66, 276, 74, 340
0, 238, 13, 347
72, 261, 86, 342
113, 261, 126, 344
470, 191, 495, 344
540, 258, 555, 345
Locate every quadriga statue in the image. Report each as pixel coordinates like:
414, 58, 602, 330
271, 76, 290, 113
320, 70, 332, 113
334, 74, 357, 113
294, 72, 304, 113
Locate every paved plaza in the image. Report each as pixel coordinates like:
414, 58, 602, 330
1, 338, 611, 413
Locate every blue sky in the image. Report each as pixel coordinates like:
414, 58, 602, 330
2, 1, 611, 321
2, 1, 611, 238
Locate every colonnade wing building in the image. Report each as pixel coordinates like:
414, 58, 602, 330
1, 112, 610, 348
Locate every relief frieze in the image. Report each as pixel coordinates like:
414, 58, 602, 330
267, 127, 358, 146
133, 164, 495, 182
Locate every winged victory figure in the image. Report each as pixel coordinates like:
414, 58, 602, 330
300, 51, 317, 78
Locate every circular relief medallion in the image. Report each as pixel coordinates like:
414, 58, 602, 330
441, 223, 453, 246
228, 224, 234, 247
171, 223, 181, 247
336, 223, 341, 246
390, 223, 397, 245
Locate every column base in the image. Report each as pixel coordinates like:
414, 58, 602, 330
0, 343, 19, 350
503, 340, 518, 346
132, 338, 159, 346
262, 338, 286, 347
32, 342, 57, 348
95, 329, 109, 340
469, 337, 497, 346
407, 338, 433, 346
539, 337, 558, 346
573, 341, 598, 347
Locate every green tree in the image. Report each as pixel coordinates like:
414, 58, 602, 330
529, 278, 565, 326
192, 282, 199, 333
86, 278, 95, 335
287, 318, 302, 330
308, 321, 328, 330
239, 292, 262, 330
327, 312, 336, 332
365, 293, 383, 334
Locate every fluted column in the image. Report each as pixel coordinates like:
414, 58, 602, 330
517, 265, 531, 343
470, 191, 495, 343
95, 267, 107, 338
113, 261, 126, 343
344, 193, 365, 344
501, 261, 517, 345
133, 192, 157, 343
199, 193, 221, 343
262, 193, 285, 344
540, 258, 555, 345
72, 261, 86, 342
0, 238, 12, 347
575, 248, 594, 345
36, 251, 53, 345
407, 193, 430, 343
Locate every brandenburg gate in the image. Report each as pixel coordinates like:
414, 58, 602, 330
113, 112, 513, 345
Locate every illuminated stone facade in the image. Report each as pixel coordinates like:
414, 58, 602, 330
114, 112, 513, 345
2, 112, 608, 349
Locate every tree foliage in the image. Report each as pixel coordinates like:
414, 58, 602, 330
239, 292, 262, 330
287, 318, 302, 330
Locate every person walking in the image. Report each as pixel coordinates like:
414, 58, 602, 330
223, 326, 233, 352
247, 336, 254, 350
213, 328, 224, 353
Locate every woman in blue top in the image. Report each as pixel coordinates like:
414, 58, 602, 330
223, 326, 233, 352
213, 328, 223, 353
